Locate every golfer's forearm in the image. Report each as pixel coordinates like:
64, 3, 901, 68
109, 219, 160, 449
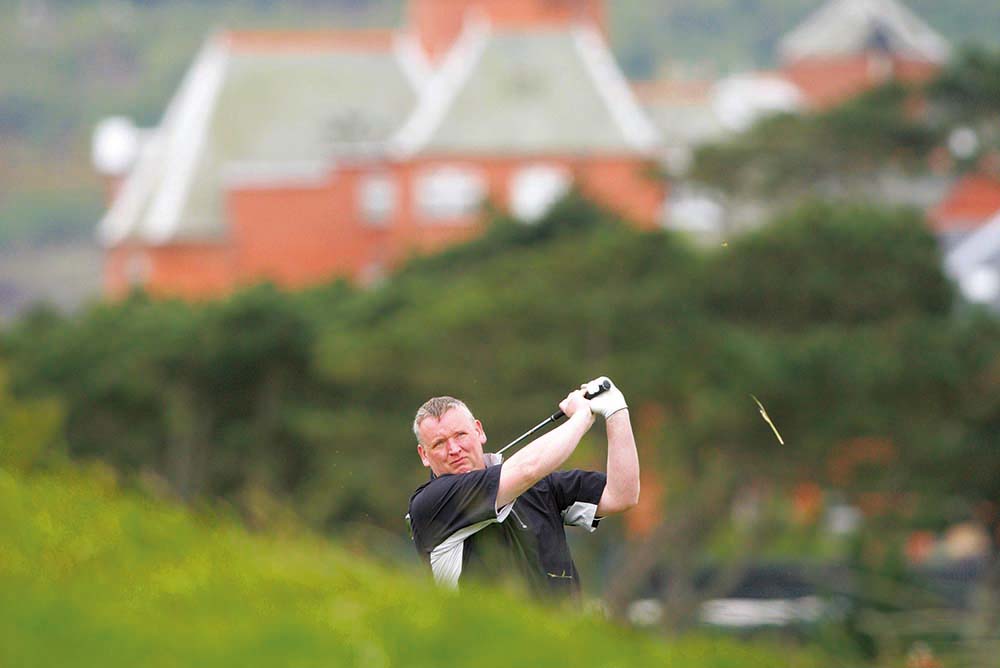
600, 410, 639, 513
497, 412, 591, 507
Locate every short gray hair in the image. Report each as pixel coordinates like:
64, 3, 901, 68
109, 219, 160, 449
412, 396, 473, 444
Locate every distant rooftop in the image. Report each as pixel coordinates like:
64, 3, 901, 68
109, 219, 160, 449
413, 27, 657, 155
100, 32, 417, 245
779, 0, 950, 64
99, 12, 658, 247
929, 173, 1000, 233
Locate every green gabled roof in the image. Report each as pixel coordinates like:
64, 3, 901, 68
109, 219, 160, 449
102, 39, 415, 245
214, 51, 412, 161
415, 29, 656, 156
179, 50, 415, 241
101, 23, 659, 246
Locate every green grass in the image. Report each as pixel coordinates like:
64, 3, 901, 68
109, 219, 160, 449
0, 464, 833, 667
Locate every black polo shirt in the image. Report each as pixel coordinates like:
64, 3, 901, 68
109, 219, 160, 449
407, 464, 606, 597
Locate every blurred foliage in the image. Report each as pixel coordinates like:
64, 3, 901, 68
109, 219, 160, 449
0, 465, 832, 667
2, 188, 999, 663
929, 47, 1000, 118
690, 85, 941, 199
704, 202, 952, 328
3, 194, 999, 555
0, 363, 63, 471
690, 49, 1000, 201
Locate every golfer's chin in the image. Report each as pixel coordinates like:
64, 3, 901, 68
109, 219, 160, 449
449, 460, 476, 474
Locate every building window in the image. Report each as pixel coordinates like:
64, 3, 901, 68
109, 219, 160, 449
509, 165, 572, 223
359, 174, 397, 226
416, 166, 486, 221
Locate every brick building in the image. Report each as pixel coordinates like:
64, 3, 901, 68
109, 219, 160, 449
929, 173, 1000, 309
97, 0, 665, 299
778, 0, 950, 109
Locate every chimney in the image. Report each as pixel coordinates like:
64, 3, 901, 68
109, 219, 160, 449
408, 0, 605, 63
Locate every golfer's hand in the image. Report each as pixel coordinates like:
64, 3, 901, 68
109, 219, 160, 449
560, 389, 594, 425
584, 376, 628, 419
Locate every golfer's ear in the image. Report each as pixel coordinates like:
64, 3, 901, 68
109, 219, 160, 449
476, 419, 487, 445
417, 444, 430, 467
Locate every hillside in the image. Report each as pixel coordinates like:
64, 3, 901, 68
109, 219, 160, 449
0, 464, 830, 667
4, 0, 1000, 247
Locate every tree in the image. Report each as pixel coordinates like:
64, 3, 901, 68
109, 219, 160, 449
3, 195, 1000, 662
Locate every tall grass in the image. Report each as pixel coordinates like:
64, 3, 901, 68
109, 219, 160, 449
0, 464, 833, 667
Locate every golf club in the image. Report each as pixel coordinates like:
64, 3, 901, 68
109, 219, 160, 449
495, 379, 611, 456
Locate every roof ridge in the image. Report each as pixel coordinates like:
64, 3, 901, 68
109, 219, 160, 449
142, 36, 230, 245
99, 35, 230, 246
389, 15, 492, 158
393, 31, 434, 92
572, 24, 659, 153
779, 0, 950, 64
97, 133, 164, 246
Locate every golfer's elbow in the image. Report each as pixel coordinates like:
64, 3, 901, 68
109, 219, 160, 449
620, 483, 640, 511
612, 465, 640, 510
599, 483, 639, 515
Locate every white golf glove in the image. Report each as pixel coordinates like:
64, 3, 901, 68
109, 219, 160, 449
585, 376, 628, 419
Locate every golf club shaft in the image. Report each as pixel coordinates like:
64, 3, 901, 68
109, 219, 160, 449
496, 379, 611, 456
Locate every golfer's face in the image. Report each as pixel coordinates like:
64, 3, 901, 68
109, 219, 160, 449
417, 407, 487, 476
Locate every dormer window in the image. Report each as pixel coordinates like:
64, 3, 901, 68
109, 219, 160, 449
509, 164, 571, 223
416, 166, 486, 221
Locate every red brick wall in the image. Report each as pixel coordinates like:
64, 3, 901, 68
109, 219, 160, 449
386, 154, 665, 263
576, 157, 664, 228
381, 159, 480, 266
928, 174, 1000, 232
106, 152, 665, 299
892, 58, 941, 84
783, 54, 941, 110
227, 174, 389, 289
105, 243, 235, 300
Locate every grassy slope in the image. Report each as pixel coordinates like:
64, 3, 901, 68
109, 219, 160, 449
0, 464, 831, 667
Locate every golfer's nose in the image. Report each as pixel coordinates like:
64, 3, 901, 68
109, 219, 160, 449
447, 438, 462, 454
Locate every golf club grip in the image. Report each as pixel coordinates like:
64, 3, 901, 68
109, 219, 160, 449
585, 379, 612, 400
550, 379, 612, 420
497, 380, 615, 455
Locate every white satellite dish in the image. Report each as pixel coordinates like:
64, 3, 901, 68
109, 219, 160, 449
92, 116, 140, 175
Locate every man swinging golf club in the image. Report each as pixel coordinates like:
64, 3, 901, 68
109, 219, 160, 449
407, 377, 639, 597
